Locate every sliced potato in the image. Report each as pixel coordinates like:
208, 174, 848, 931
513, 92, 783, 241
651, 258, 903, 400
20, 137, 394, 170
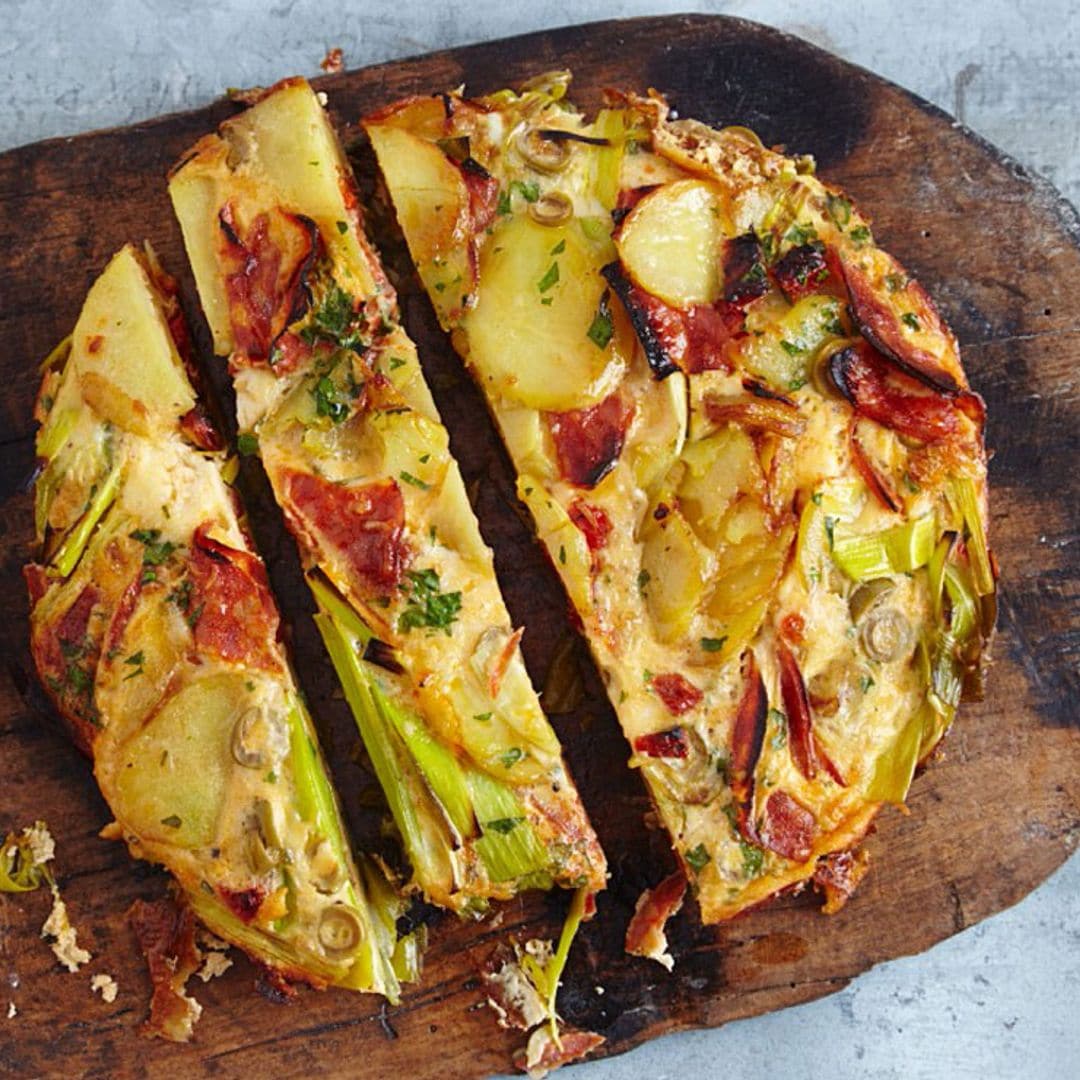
465, 217, 626, 411
615, 179, 729, 307
366, 124, 475, 327
678, 426, 763, 541
641, 508, 713, 643
111, 673, 246, 850
740, 293, 844, 391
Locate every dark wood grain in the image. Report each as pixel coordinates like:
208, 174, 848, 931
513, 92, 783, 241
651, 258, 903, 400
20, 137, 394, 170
0, 14, 1077, 1079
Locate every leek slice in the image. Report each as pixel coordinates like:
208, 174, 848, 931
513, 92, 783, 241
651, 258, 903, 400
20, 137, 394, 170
831, 512, 937, 582
951, 477, 995, 596
51, 462, 122, 578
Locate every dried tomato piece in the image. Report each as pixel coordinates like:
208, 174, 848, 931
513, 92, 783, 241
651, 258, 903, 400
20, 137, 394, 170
633, 726, 690, 758
730, 650, 767, 843
829, 340, 962, 444
568, 499, 613, 552
650, 673, 704, 716
760, 789, 816, 862
547, 392, 633, 488
189, 527, 283, 672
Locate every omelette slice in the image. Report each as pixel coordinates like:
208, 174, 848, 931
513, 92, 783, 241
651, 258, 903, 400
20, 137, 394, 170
168, 78, 605, 916
25, 244, 415, 1014
364, 74, 996, 926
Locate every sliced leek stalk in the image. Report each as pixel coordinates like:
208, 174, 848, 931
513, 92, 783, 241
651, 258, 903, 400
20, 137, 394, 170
169, 78, 606, 917
25, 244, 406, 1001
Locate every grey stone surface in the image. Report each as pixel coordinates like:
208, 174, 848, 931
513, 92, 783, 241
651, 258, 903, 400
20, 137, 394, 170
2, 2, 1077, 1077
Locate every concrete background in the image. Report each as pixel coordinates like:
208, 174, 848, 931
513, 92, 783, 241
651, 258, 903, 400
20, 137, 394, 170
2, 2, 1077, 1077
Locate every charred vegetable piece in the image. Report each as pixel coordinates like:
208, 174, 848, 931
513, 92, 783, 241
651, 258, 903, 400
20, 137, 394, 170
772, 243, 830, 302
729, 652, 768, 842
601, 261, 680, 378
723, 232, 769, 305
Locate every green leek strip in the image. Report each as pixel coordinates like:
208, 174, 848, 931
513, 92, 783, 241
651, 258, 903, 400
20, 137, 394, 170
951, 477, 995, 597
831, 512, 937, 582
943, 563, 978, 642
376, 689, 476, 842
284, 695, 401, 998
314, 609, 458, 902
313, 583, 555, 893
38, 333, 72, 374
927, 533, 955, 623
308, 570, 373, 647
467, 767, 551, 885
36, 406, 78, 464
520, 886, 591, 1043
866, 701, 936, 805
52, 463, 122, 578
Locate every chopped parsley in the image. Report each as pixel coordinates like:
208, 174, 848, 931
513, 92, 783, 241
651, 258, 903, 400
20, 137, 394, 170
780, 339, 804, 356
784, 222, 818, 246
700, 636, 727, 653
885, 272, 907, 293
499, 747, 524, 769
550, 239, 566, 256
399, 470, 430, 491
637, 569, 651, 594
511, 179, 540, 203
397, 568, 462, 635
826, 193, 852, 229
485, 816, 524, 835
130, 529, 177, 566
740, 840, 765, 877
685, 843, 711, 872
122, 650, 145, 681
388, 355, 407, 370
860, 674, 875, 693
537, 261, 560, 293
160, 815, 183, 829
473, 712, 493, 722
587, 291, 614, 349
901, 312, 921, 331
236, 432, 259, 457
849, 225, 871, 244
336, 220, 349, 234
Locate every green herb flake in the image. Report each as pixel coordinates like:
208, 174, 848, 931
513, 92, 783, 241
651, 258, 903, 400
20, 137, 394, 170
485, 816, 524, 835
785, 222, 818, 246
550, 239, 566, 256
537, 262, 560, 294
740, 840, 765, 877
901, 312, 921, 331
558, 544, 566, 564
586, 293, 614, 350
314, 374, 350, 423
811, 491, 824, 506
780, 339, 804, 357
265, 770, 278, 784
397, 568, 463, 635
511, 179, 540, 203
849, 225, 871, 243
160, 815, 183, 829
236, 432, 259, 457
496, 189, 512, 216
885, 272, 907, 293
400, 470, 430, 491
336, 220, 349, 235
637, 569, 651, 594
685, 843, 711, 872
700, 636, 727, 653
860, 675, 875, 693
130, 528, 177, 566
768, 707, 787, 749
388, 355, 407, 370
499, 747, 524, 769
122, 650, 145, 681
473, 712, 493, 722
826, 193, 852, 229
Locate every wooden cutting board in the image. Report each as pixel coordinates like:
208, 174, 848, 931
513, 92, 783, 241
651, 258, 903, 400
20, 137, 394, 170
0, 14, 1077, 1078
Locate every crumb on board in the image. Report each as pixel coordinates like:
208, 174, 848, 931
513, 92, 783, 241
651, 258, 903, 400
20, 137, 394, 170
42, 886, 92, 973
91, 973, 118, 1003
320, 47, 343, 74
197, 951, 233, 983
6, 1002, 15, 1020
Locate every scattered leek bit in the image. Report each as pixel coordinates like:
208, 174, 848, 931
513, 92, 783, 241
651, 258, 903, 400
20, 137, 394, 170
591, 108, 627, 212
519, 886, 592, 1043
866, 701, 935, 805
831, 512, 937, 582
38, 333, 73, 375
52, 462, 122, 578
0, 822, 54, 893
